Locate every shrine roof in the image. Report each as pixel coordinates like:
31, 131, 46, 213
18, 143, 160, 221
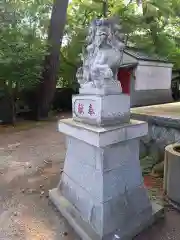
124, 47, 170, 63
119, 62, 137, 68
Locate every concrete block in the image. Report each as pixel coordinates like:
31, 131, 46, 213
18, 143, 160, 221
64, 152, 128, 202
60, 173, 102, 229
126, 185, 152, 215
120, 155, 143, 191
66, 136, 98, 168
58, 118, 148, 147
63, 154, 103, 200
63, 136, 143, 201
103, 193, 130, 236
72, 94, 130, 126
103, 168, 126, 201
79, 85, 122, 95
102, 139, 138, 171
49, 188, 164, 240
126, 121, 148, 139
49, 115, 162, 240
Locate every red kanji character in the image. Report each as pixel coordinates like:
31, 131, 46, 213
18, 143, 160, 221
78, 103, 84, 115
88, 104, 95, 116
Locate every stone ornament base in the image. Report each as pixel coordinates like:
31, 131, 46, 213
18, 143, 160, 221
58, 118, 147, 147
164, 144, 180, 208
72, 94, 130, 126
49, 188, 164, 240
79, 83, 122, 96
50, 118, 164, 239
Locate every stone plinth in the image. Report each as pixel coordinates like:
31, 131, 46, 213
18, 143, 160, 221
79, 81, 122, 95
49, 118, 163, 240
72, 94, 130, 126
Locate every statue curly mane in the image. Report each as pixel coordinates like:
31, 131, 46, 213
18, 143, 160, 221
76, 18, 126, 91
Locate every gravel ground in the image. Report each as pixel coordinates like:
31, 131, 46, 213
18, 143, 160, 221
0, 118, 180, 240
0, 117, 79, 240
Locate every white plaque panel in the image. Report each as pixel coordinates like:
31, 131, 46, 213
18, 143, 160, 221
74, 99, 99, 120
72, 94, 130, 126
135, 65, 172, 90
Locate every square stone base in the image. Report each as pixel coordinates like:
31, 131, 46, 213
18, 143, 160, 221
49, 188, 164, 240
72, 94, 130, 126
53, 119, 163, 239
79, 83, 122, 95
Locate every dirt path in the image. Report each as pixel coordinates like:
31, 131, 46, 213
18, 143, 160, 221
0, 119, 79, 240
1, 119, 180, 240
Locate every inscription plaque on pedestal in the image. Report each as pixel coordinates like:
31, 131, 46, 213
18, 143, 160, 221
73, 94, 130, 126
74, 99, 98, 119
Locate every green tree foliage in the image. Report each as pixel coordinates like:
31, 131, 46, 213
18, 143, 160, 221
1, 0, 180, 122
59, 0, 106, 88
59, 0, 180, 89
0, 0, 51, 90
0, 0, 52, 122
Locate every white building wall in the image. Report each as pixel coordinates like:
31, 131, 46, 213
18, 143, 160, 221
134, 64, 172, 91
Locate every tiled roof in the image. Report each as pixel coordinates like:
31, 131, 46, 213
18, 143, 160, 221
119, 63, 137, 68
124, 47, 169, 63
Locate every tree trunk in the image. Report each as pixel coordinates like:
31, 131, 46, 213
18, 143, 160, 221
102, 0, 108, 18
2, 81, 16, 125
36, 0, 69, 120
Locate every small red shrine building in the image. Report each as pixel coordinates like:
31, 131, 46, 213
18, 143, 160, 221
118, 48, 173, 107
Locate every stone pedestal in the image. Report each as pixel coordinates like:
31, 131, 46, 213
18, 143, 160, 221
72, 94, 130, 126
49, 93, 163, 240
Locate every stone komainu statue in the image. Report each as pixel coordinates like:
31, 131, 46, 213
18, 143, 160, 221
76, 17, 126, 91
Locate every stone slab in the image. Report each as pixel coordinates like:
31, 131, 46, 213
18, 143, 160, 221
130, 89, 173, 108
60, 170, 152, 235
72, 94, 130, 126
49, 188, 164, 240
79, 84, 122, 95
55, 118, 151, 239
131, 102, 180, 130
63, 137, 144, 202
58, 118, 148, 147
